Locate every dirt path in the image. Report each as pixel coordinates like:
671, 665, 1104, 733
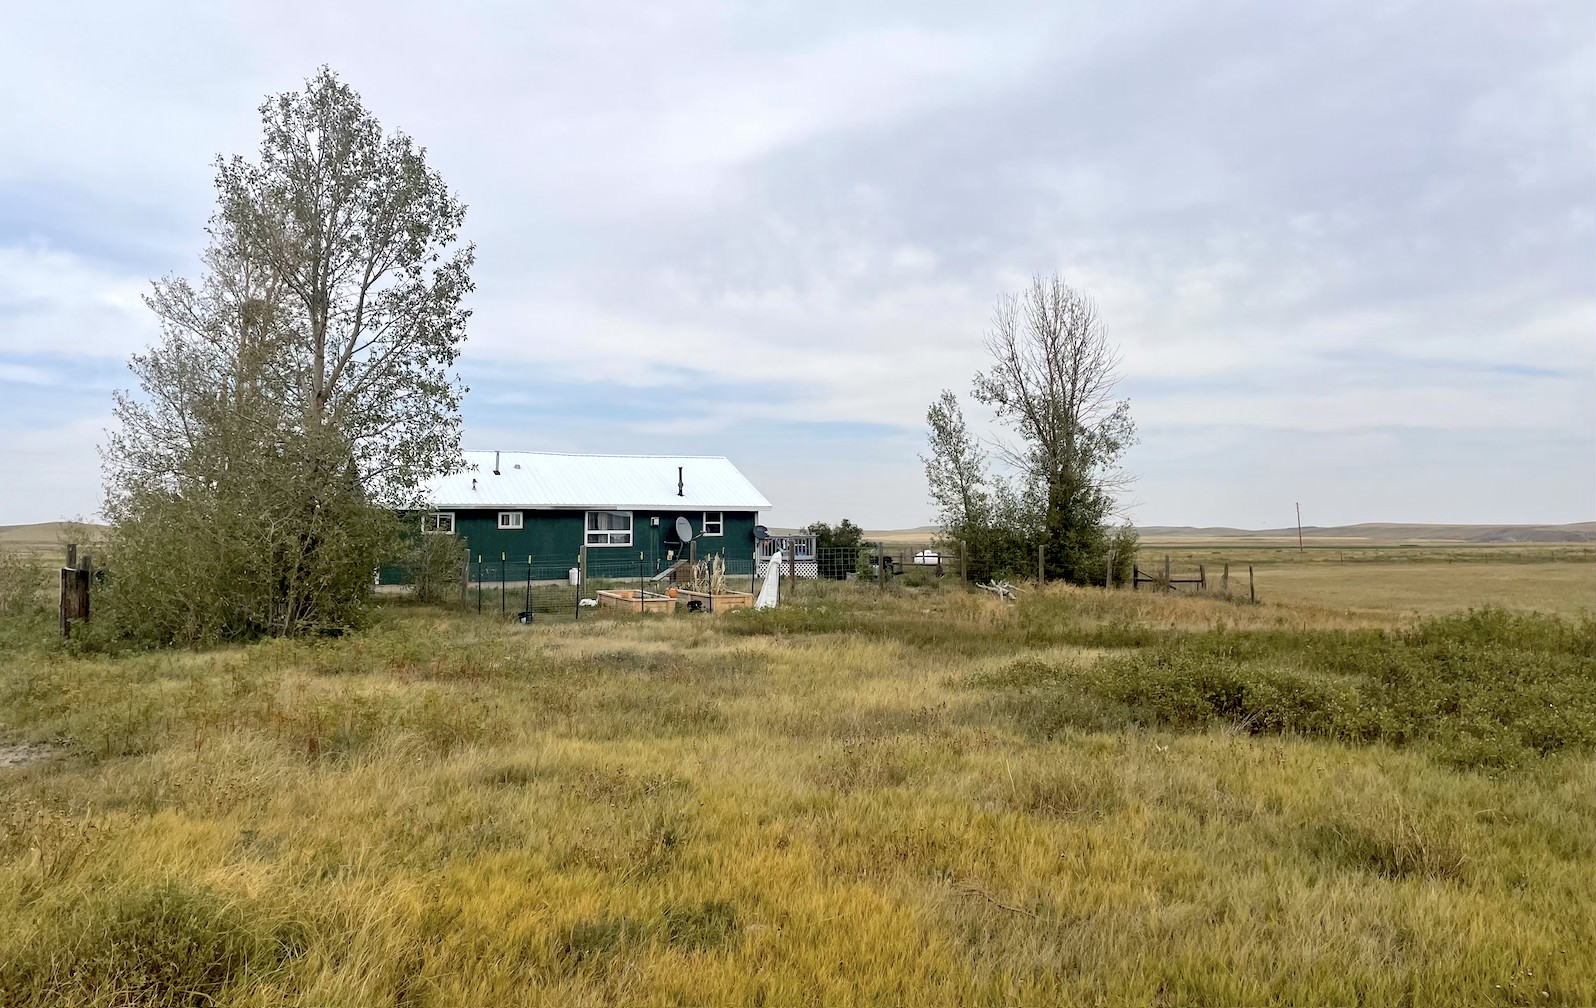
0, 738, 59, 769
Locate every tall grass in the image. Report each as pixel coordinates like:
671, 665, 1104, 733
0, 582, 1591, 1005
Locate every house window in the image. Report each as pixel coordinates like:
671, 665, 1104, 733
423, 511, 455, 535
585, 510, 633, 547
702, 512, 723, 536
498, 511, 523, 530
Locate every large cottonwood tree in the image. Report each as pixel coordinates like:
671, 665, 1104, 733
102, 68, 474, 643
924, 274, 1136, 585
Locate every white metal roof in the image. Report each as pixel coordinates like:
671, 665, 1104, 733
426, 451, 771, 511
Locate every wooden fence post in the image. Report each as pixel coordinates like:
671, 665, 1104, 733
1199, 564, 1206, 592
1249, 565, 1255, 604
958, 540, 967, 585
59, 552, 91, 638
1222, 563, 1230, 597
1037, 545, 1045, 585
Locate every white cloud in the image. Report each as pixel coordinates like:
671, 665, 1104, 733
0, 415, 108, 524
1, 0, 1591, 528
0, 244, 157, 359
0, 362, 61, 386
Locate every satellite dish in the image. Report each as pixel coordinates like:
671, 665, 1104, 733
675, 516, 694, 542
752, 525, 769, 541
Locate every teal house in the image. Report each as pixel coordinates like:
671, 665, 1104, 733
420, 451, 772, 580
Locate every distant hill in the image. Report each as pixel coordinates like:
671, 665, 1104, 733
772, 522, 1595, 545
0, 521, 109, 553
1136, 522, 1596, 544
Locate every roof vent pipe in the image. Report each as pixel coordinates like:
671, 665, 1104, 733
493, 451, 501, 475
678, 466, 684, 497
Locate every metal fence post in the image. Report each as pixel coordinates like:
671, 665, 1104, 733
787, 539, 797, 601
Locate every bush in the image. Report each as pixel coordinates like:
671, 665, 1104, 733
0, 551, 49, 616
978, 608, 1596, 770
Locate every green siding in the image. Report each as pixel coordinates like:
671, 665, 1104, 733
452, 509, 581, 566
443, 507, 760, 577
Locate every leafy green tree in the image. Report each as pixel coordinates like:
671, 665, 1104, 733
101, 68, 473, 644
925, 274, 1137, 585
921, 391, 1036, 582
802, 519, 866, 579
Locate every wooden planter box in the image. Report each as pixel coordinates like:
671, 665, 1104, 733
596, 589, 676, 614
674, 589, 756, 613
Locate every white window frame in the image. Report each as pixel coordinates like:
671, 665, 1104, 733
702, 511, 724, 537
423, 511, 455, 535
585, 510, 633, 547
498, 511, 523, 530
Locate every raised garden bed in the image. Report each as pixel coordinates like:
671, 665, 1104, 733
674, 589, 756, 612
596, 589, 677, 613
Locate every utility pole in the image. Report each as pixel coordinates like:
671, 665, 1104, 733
1296, 502, 1304, 554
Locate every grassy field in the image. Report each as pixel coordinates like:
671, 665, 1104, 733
1, 550, 1593, 1005
1249, 561, 1594, 617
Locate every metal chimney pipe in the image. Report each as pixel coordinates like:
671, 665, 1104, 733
493, 451, 501, 475
678, 466, 684, 497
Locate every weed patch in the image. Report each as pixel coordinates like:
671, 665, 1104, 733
0, 880, 302, 1007
1304, 812, 1470, 881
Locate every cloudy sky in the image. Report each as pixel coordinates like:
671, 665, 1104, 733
2, 0, 1591, 530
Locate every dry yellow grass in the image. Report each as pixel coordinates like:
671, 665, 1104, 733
1252, 561, 1595, 618
1, 572, 1592, 1004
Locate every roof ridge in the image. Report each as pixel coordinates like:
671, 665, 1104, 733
463, 450, 732, 460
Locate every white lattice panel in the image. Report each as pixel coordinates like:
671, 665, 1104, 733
757, 560, 819, 580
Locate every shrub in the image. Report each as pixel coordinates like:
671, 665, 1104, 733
0, 551, 48, 616
975, 608, 1596, 770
